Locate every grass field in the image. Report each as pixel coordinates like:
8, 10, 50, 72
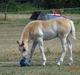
0, 14, 80, 75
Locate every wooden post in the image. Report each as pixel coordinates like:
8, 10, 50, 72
4, 0, 7, 20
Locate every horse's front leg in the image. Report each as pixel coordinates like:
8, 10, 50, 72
29, 41, 38, 62
38, 37, 46, 66
57, 37, 67, 66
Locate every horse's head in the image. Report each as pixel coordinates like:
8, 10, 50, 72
17, 41, 28, 58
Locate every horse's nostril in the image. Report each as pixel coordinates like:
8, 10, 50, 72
23, 48, 26, 52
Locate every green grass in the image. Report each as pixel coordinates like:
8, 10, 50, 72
0, 52, 80, 75
74, 19, 80, 32
0, 53, 80, 75
0, 14, 80, 75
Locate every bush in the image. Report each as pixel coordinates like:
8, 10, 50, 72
62, 8, 80, 14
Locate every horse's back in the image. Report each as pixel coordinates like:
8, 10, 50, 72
25, 18, 73, 39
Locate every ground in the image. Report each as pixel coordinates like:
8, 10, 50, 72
0, 14, 80, 75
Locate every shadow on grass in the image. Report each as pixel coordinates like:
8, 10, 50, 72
0, 62, 20, 67
0, 58, 80, 68
0, 60, 57, 67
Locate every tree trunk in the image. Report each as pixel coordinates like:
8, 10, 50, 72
4, 12, 7, 20
4, 1, 7, 20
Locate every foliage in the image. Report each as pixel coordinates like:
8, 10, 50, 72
62, 8, 80, 14
0, 0, 80, 13
29, 0, 80, 8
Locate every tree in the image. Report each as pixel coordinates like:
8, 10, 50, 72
0, 0, 16, 20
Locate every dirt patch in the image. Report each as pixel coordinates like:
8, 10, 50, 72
65, 65, 80, 72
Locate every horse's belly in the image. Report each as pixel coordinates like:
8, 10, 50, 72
43, 30, 57, 40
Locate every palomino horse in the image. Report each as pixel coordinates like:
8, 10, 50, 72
17, 17, 76, 66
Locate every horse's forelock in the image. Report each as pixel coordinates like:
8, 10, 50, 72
20, 41, 24, 46
17, 41, 24, 46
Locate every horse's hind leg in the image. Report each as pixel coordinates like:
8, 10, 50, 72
57, 36, 67, 66
67, 37, 73, 65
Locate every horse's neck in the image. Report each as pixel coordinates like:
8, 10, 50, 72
20, 29, 29, 44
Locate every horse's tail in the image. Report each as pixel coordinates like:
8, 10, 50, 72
70, 20, 76, 40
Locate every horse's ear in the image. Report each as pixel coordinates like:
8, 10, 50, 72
17, 41, 24, 46
17, 41, 19, 44
21, 41, 24, 46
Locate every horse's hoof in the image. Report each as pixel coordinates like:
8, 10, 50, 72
68, 62, 72, 66
42, 63, 46, 66
57, 62, 61, 66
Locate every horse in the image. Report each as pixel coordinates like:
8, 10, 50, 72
17, 17, 76, 66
